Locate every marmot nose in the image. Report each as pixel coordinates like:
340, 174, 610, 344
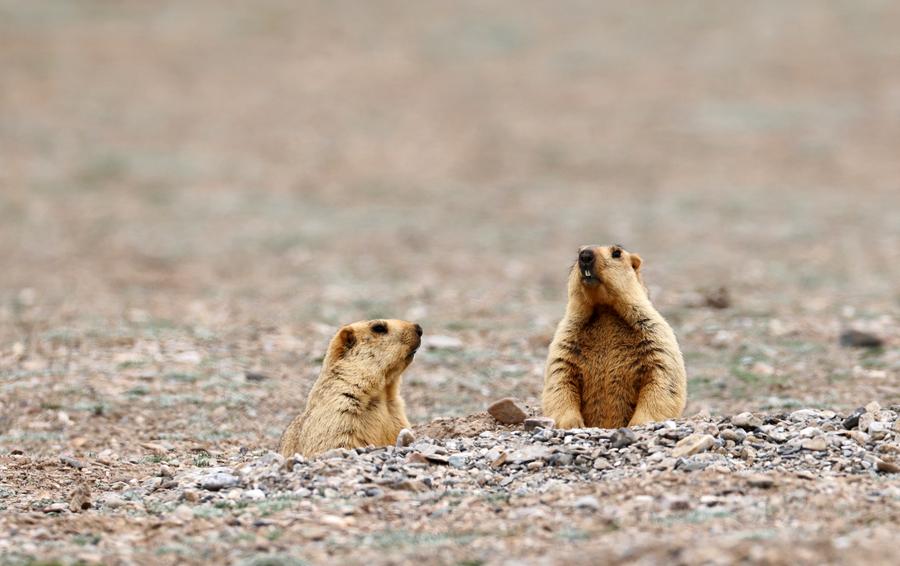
579, 249, 595, 265
414, 324, 423, 337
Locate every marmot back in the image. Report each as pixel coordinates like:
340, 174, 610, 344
280, 319, 422, 458
542, 245, 686, 428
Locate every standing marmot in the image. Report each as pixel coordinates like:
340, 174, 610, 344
279, 319, 422, 458
542, 245, 686, 428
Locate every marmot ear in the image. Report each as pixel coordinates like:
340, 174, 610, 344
630, 254, 643, 271
329, 327, 356, 359
338, 327, 356, 352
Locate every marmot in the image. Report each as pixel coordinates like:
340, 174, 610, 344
542, 245, 686, 428
279, 319, 422, 458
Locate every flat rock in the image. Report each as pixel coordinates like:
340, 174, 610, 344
487, 398, 528, 425
672, 433, 716, 458
800, 437, 828, 451
506, 445, 553, 465
732, 412, 763, 430
523, 417, 555, 430
199, 472, 240, 491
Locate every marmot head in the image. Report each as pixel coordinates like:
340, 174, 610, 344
325, 319, 423, 376
570, 244, 647, 304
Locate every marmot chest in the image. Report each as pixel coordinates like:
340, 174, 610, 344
575, 310, 645, 426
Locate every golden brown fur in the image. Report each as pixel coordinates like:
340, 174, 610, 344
279, 319, 422, 457
542, 245, 686, 428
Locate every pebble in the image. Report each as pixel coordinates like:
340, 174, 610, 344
875, 459, 900, 474
842, 407, 866, 430
396, 429, 416, 448
573, 495, 600, 511
800, 437, 828, 451
732, 412, 763, 430
487, 398, 528, 425
448, 454, 468, 468
610, 428, 637, 448
200, 472, 240, 491
43, 502, 69, 514
672, 433, 716, 458
524, 417, 555, 431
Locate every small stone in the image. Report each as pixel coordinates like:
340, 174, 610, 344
396, 428, 416, 448
60, 456, 87, 470
732, 412, 763, 430
244, 371, 271, 382
573, 495, 600, 511
524, 417, 555, 431
405, 452, 429, 465
610, 428, 637, 448
858, 412, 875, 434
840, 330, 883, 349
865, 401, 882, 413
668, 496, 691, 511
244, 489, 265, 500
740, 445, 756, 463
199, 472, 240, 491
448, 454, 468, 468
593, 458, 611, 471
182, 489, 200, 503
720, 429, 746, 443
159, 465, 174, 478
800, 437, 828, 451
490, 452, 508, 469
672, 433, 716, 458
842, 407, 866, 430
43, 502, 68, 514
746, 474, 775, 489
549, 453, 574, 466
506, 445, 553, 465
875, 459, 900, 474
364, 487, 384, 497
487, 398, 528, 425
848, 430, 869, 446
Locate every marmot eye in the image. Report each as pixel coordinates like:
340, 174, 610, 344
371, 323, 388, 334
611, 249, 622, 259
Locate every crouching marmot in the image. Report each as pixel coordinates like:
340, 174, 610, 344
542, 245, 686, 428
279, 319, 422, 457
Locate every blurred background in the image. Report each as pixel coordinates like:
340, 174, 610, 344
1, 1, 898, 448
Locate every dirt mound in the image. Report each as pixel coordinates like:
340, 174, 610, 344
414, 411, 516, 439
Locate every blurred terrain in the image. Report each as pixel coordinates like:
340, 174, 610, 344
1, 1, 898, 564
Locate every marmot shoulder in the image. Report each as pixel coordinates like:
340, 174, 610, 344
542, 245, 686, 429
280, 319, 422, 457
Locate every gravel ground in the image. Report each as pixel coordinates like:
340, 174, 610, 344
2, 1, 899, 565
1, 404, 898, 565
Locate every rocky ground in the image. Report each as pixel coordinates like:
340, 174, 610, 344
1, 403, 899, 565
2, 1, 900, 565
